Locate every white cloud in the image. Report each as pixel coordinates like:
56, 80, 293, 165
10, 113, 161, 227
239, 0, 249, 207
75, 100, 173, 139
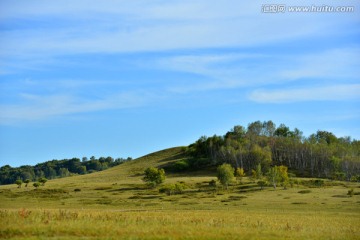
157, 46, 360, 93
1, 0, 357, 59
249, 84, 360, 103
0, 91, 151, 124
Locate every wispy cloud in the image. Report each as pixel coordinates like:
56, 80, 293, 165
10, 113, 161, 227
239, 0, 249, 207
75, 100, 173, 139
280, 48, 360, 80
158, 53, 263, 93
0, 91, 151, 124
157, 46, 360, 94
1, 0, 355, 60
249, 84, 360, 103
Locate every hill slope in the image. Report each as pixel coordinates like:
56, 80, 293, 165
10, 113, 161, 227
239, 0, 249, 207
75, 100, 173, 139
0, 147, 195, 208
1, 146, 359, 240
0, 145, 359, 212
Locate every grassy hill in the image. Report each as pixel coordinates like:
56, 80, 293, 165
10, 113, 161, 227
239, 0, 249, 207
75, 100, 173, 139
1, 146, 359, 239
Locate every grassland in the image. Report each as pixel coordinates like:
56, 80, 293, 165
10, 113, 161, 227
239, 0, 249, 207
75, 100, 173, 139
1, 147, 359, 239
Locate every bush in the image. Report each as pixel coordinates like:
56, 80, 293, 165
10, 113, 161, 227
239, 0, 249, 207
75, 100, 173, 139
313, 179, 324, 187
298, 190, 312, 194
257, 180, 266, 190
350, 175, 359, 182
187, 158, 211, 169
159, 183, 186, 195
172, 160, 190, 172
15, 180, 22, 188
302, 179, 325, 188
209, 179, 217, 188
347, 188, 354, 197
38, 177, 48, 186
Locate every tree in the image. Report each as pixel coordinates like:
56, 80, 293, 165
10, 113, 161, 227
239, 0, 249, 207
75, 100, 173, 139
33, 182, 40, 188
267, 166, 280, 189
15, 179, 22, 188
217, 163, 234, 189
24, 179, 30, 187
278, 165, 289, 189
275, 124, 291, 137
142, 167, 165, 187
39, 177, 47, 186
249, 145, 272, 171
235, 167, 246, 183
252, 164, 263, 181
59, 168, 70, 177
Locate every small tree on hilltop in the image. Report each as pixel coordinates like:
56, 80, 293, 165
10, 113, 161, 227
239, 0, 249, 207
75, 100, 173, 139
33, 182, 40, 189
15, 179, 23, 188
143, 167, 165, 187
217, 163, 234, 189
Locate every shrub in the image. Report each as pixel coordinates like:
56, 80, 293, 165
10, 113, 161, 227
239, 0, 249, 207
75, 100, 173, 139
15, 180, 22, 188
298, 190, 311, 194
39, 177, 48, 186
209, 179, 217, 188
313, 179, 324, 187
347, 188, 354, 197
187, 158, 211, 170
159, 183, 186, 195
24, 179, 30, 187
257, 180, 266, 190
172, 160, 190, 172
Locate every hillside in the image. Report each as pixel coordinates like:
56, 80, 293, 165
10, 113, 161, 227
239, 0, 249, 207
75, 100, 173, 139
0, 146, 359, 210
1, 146, 360, 239
0, 147, 197, 209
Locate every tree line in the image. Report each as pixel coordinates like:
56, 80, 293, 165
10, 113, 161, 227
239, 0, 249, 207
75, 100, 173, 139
0, 156, 132, 185
182, 120, 360, 181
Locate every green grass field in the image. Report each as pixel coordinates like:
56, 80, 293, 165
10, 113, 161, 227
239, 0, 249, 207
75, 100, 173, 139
1, 147, 359, 239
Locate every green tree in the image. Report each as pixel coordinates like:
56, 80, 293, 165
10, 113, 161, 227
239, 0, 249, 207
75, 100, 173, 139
251, 163, 263, 181
59, 168, 70, 177
217, 163, 234, 189
39, 177, 48, 186
278, 165, 289, 189
15, 179, 22, 188
33, 182, 40, 188
267, 166, 280, 189
235, 167, 246, 183
143, 167, 165, 187
24, 179, 30, 187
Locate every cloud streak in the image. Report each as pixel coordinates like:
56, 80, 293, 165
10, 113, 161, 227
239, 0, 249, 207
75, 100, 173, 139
249, 84, 360, 103
0, 91, 151, 124
1, 0, 357, 59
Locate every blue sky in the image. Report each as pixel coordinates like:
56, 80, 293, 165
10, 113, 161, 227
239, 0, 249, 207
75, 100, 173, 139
0, 0, 359, 167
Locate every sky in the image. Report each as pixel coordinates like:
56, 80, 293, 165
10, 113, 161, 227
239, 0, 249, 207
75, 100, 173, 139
0, 0, 359, 167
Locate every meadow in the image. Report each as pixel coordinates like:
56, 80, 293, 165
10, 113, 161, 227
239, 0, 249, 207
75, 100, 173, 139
1, 147, 359, 239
